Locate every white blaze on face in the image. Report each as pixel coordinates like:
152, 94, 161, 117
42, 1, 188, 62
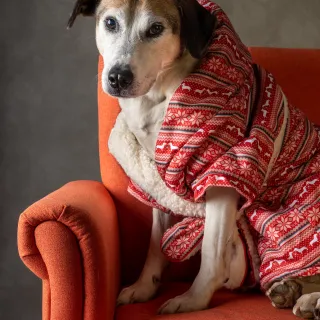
95, 4, 181, 97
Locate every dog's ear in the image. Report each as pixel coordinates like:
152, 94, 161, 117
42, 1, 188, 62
67, 0, 99, 29
175, 0, 217, 59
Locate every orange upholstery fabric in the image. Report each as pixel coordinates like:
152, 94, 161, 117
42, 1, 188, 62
18, 181, 120, 320
17, 48, 320, 320
116, 283, 295, 320
36, 221, 83, 320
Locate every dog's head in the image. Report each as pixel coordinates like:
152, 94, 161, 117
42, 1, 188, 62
68, 0, 216, 98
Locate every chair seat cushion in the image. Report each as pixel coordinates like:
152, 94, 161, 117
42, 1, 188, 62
116, 282, 296, 319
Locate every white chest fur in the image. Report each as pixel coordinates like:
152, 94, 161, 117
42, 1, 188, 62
118, 52, 199, 160
119, 93, 168, 159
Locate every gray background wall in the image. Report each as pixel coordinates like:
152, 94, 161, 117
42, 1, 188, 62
1, 0, 319, 319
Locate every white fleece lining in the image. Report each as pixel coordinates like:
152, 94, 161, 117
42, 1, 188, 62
108, 112, 206, 217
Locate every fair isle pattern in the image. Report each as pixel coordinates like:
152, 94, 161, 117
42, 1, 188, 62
251, 120, 320, 288
127, 0, 320, 290
161, 217, 205, 262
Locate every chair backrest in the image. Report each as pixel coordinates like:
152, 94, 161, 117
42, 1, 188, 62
98, 48, 320, 285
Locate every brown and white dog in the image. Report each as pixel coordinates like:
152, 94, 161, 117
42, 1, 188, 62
68, 0, 320, 317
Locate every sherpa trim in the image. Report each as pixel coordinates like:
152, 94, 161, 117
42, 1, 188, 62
109, 112, 206, 217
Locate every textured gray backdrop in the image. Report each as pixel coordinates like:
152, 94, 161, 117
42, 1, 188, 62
1, 0, 320, 319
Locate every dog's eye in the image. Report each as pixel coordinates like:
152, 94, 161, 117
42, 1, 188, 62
146, 23, 164, 38
105, 18, 117, 31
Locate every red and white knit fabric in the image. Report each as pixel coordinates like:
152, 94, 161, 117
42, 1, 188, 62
127, 0, 320, 290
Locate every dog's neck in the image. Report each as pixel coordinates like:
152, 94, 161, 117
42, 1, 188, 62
119, 51, 198, 159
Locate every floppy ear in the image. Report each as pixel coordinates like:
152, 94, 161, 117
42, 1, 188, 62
67, 0, 99, 29
175, 0, 217, 59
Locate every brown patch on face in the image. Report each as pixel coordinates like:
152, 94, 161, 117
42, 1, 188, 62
96, 0, 140, 27
96, 0, 180, 33
141, 0, 180, 34
98, 0, 127, 9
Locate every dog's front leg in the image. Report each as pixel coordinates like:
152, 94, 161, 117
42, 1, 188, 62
159, 187, 239, 314
117, 209, 172, 305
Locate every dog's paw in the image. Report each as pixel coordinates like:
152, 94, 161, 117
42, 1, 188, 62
293, 293, 320, 319
266, 280, 302, 309
117, 278, 160, 305
158, 290, 209, 314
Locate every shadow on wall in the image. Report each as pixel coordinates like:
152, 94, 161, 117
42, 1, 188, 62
0, 0, 99, 319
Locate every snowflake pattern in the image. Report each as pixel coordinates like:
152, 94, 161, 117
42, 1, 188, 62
285, 139, 297, 153
229, 97, 246, 110
278, 149, 291, 163
307, 207, 320, 225
239, 162, 254, 177
250, 170, 262, 185
176, 235, 190, 249
311, 161, 320, 173
229, 97, 240, 109
289, 209, 302, 222
165, 110, 176, 123
172, 153, 188, 166
189, 111, 206, 126
276, 216, 292, 232
266, 188, 282, 202
266, 226, 280, 242
175, 110, 188, 125
166, 246, 181, 259
227, 67, 239, 80
219, 158, 238, 171
187, 229, 200, 240
202, 145, 221, 159
207, 57, 224, 72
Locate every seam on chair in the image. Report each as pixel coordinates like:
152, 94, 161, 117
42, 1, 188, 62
57, 205, 68, 221
22, 204, 68, 227
20, 252, 42, 259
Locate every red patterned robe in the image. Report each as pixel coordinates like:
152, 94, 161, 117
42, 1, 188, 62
126, 1, 320, 290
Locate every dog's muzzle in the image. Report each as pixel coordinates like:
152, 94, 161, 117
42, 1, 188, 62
108, 65, 134, 90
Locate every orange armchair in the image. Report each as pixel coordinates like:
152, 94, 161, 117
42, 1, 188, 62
18, 48, 320, 320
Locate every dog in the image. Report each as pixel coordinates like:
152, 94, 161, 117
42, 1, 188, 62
68, 0, 320, 317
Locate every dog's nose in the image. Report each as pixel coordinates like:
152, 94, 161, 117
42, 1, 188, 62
108, 66, 133, 90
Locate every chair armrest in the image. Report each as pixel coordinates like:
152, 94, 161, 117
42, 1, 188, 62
18, 180, 120, 320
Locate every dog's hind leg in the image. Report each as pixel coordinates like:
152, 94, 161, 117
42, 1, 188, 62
293, 292, 320, 319
267, 275, 320, 319
117, 209, 172, 305
266, 279, 303, 309
293, 276, 320, 319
